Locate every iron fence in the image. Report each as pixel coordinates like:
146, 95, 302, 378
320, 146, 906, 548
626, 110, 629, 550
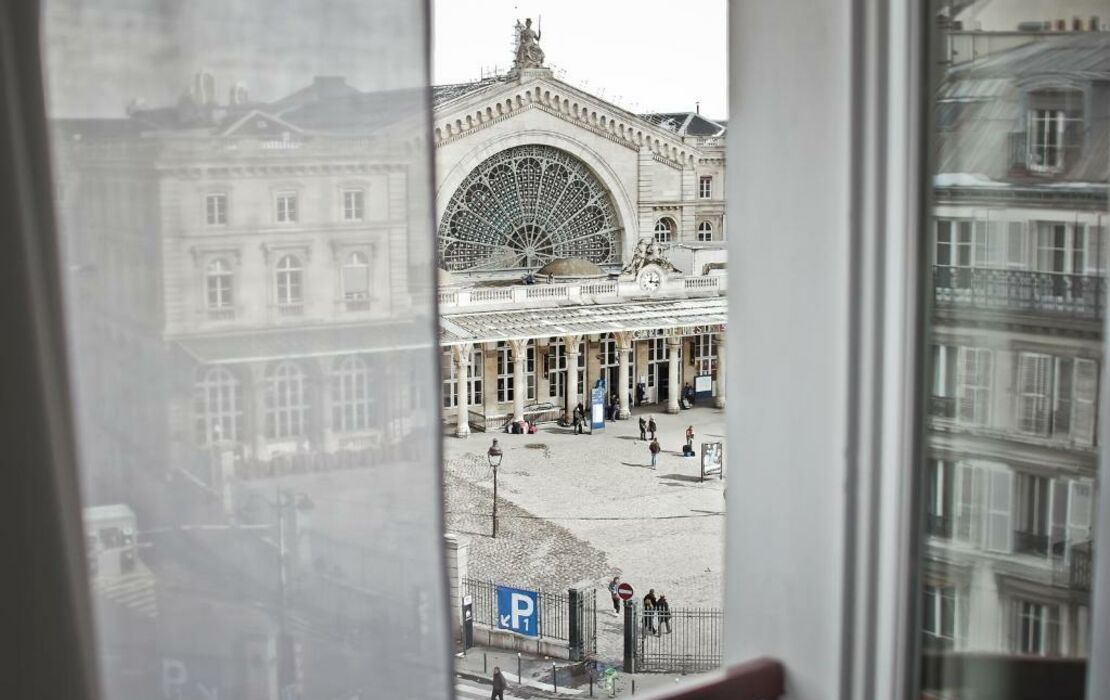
460, 577, 596, 649
633, 603, 722, 673
933, 266, 1104, 320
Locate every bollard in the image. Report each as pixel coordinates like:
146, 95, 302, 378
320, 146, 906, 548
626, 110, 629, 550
589, 676, 594, 697
518, 652, 523, 683
483, 653, 487, 674
552, 663, 557, 692
632, 678, 636, 695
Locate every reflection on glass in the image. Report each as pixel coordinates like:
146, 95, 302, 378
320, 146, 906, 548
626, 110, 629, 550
43, 1, 449, 698
923, 5, 1106, 697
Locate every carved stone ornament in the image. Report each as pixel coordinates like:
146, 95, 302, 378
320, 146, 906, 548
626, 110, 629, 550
621, 236, 681, 278
513, 18, 545, 70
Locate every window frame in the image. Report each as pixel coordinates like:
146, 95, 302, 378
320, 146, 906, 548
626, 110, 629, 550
342, 187, 366, 222
699, 175, 713, 199
697, 220, 713, 242
653, 217, 675, 243
275, 190, 299, 224
205, 191, 228, 226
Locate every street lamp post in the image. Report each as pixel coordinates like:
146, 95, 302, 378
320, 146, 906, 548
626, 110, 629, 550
487, 439, 503, 538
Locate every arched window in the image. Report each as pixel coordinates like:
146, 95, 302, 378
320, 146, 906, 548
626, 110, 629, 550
265, 361, 309, 439
331, 355, 373, 432
275, 255, 303, 307
342, 251, 370, 302
205, 258, 233, 310
697, 221, 714, 242
654, 218, 675, 243
194, 366, 241, 444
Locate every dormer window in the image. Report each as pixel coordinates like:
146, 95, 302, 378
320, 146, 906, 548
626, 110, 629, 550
1026, 89, 1082, 173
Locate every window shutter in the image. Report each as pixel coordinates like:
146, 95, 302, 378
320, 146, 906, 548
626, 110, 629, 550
1049, 479, 1068, 555
1066, 479, 1093, 551
954, 462, 985, 546
957, 347, 991, 424
1006, 221, 1027, 268
985, 467, 1013, 553
1017, 353, 1051, 434
1072, 359, 1098, 444
1053, 358, 1074, 436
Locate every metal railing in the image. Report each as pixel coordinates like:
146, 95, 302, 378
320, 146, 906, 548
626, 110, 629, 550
1013, 530, 1050, 556
1070, 541, 1093, 591
460, 576, 574, 643
933, 266, 1104, 320
634, 603, 722, 673
926, 513, 952, 539
928, 395, 956, 419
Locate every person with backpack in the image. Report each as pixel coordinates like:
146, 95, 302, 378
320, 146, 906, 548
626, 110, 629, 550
649, 437, 661, 468
638, 415, 647, 441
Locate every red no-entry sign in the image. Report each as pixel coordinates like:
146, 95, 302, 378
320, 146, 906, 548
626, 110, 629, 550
617, 582, 634, 601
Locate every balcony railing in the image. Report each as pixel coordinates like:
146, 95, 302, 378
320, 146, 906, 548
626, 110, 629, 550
1070, 541, 1093, 591
926, 513, 952, 538
438, 274, 726, 312
928, 395, 956, 419
933, 266, 1104, 320
1013, 530, 1050, 556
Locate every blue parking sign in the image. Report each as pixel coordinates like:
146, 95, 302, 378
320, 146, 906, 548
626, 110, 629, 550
496, 585, 540, 638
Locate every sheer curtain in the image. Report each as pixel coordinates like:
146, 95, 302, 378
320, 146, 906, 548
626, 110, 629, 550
40, 1, 450, 698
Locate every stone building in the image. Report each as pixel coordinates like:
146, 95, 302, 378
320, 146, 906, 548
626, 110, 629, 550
52, 24, 729, 505
923, 32, 1107, 658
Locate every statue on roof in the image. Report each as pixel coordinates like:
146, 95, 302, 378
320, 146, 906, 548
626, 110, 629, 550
514, 17, 545, 70
621, 236, 681, 278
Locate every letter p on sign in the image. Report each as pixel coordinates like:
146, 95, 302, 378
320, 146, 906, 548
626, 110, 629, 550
496, 585, 540, 638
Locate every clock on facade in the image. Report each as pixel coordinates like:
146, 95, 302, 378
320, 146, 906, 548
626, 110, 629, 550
637, 265, 664, 292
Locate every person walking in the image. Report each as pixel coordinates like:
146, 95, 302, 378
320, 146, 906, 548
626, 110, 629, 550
648, 415, 657, 440
649, 437, 661, 468
642, 589, 657, 636
573, 402, 585, 435
491, 667, 507, 700
656, 594, 671, 635
608, 576, 622, 616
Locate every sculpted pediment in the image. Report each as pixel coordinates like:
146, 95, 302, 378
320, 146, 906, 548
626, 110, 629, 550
432, 75, 701, 169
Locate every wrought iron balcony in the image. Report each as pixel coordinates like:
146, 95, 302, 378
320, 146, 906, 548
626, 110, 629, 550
1013, 530, 1050, 556
929, 395, 956, 419
926, 513, 952, 538
1070, 541, 1093, 591
933, 266, 1104, 320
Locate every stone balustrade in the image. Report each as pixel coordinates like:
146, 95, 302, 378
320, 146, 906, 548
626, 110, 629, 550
437, 273, 726, 311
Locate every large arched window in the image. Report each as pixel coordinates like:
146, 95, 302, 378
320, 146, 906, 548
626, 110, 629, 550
265, 361, 309, 439
438, 144, 622, 271
697, 221, 714, 242
275, 255, 303, 307
205, 258, 233, 310
331, 355, 373, 432
193, 366, 241, 444
654, 217, 675, 243
342, 251, 370, 304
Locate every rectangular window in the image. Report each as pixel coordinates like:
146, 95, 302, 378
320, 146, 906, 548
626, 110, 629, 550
1014, 473, 1051, 555
1016, 353, 1052, 435
699, 176, 713, 199
205, 193, 228, 225
956, 347, 992, 426
1029, 109, 1064, 171
496, 341, 535, 403
343, 189, 365, 221
441, 350, 483, 409
923, 585, 958, 648
276, 192, 298, 223
1015, 600, 1060, 656
926, 460, 954, 538
1016, 353, 1098, 442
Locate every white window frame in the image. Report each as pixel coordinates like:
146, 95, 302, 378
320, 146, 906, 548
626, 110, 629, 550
654, 217, 674, 243
331, 355, 372, 433
265, 361, 309, 440
194, 366, 241, 445
275, 254, 304, 308
699, 176, 713, 199
442, 349, 483, 409
341, 250, 371, 303
1027, 109, 1065, 173
697, 221, 713, 242
342, 188, 365, 222
495, 340, 535, 403
205, 192, 228, 226
204, 257, 233, 311
276, 191, 299, 223
547, 338, 584, 400
1014, 600, 1060, 656
922, 585, 960, 646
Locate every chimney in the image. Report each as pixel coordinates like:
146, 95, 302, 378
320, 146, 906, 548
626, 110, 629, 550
695, 101, 700, 115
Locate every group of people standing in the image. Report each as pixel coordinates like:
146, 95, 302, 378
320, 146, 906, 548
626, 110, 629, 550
638, 415, 696, 468
606, 577, 672, 636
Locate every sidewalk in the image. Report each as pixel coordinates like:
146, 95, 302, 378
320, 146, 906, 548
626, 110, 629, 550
455, 644, 711, 698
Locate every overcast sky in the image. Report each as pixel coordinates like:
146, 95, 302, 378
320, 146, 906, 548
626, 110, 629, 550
433, 0, 729, 119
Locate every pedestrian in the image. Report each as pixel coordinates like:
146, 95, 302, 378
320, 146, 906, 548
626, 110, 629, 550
649, 437, 661, 468
638, 415, 647, 441
491, 666, 507, 700
609, 391, 620, 420
648, 415, 657, 440
642, 589, 657, 636
608, 576, 621, 615
573, 402, 585, 435
656, 594, 671, 635
686, 425, 695, 449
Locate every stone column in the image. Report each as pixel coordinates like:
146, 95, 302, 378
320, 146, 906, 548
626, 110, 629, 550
444, 533, 469, 641
666, 336, 681, 414
249, 363, 269, 459
616, 331, 633, 419
452, 344, 472, 438
715, 331, 727, 409
563, 335, 582, 424
510, 339, 528, 422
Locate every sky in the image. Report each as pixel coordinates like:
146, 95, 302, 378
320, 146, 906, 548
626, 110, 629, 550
433, 0, 729, 119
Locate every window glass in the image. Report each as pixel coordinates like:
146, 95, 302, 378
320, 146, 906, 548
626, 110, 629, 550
41, 2, 449, 699
921, 8, 1105, 695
